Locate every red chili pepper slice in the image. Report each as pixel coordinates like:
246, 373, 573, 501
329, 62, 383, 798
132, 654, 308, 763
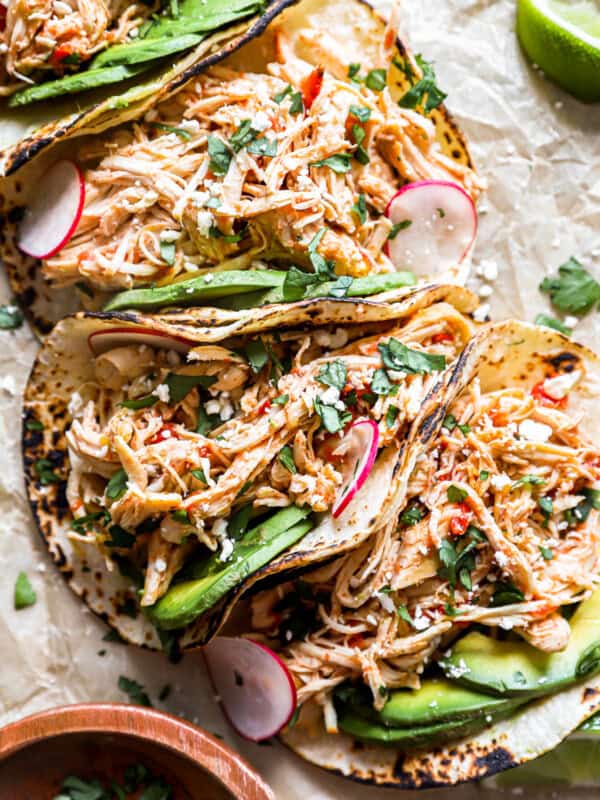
449, 502, 472, 536
431, 332, 453, 344
148, 423, 181, 444
300, 67, 324, 111
257, 399, 272, 415
531, 380, 568, 410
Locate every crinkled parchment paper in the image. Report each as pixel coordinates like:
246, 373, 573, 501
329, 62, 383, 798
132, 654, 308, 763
1, 1, 599, 797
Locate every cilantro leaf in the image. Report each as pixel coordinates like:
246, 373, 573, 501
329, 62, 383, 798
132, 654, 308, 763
314, 397, 351, 433
378, 338, 446, 374
150, 122, 191, 141
310, 153, 352, 174
564, 487, 600, 525
14, 571, 37, 610
386, 405, 399, 428
371, 368, 396, 396
159, 240, 176, 266
351, 192, 367, 225
539, 545, 554, 561
534, 313, 573, 335
0, 304, 24, 330
105, 525, 135, 548
289, 90, 304, 115
106, 468, 128, 500
397, 604, 414, 626
119, 394, 158, 410
317, 360, 347, 391
165, 372, 216, 403
490, 581, 525, 607
247, 137, 277, 157
281, 267, 320, 302
245, 339, 269, 373
400, 504, 424, 526
207, 135, 232, 175
349, 104, 371, 122
398, 55, 447, 114
447, 484, 468, 503
278, 445, 297, 474
365, 68, 387, 91
273, 84, 293, 104
539, 257, 600, 315
118, 675, 152, 707
511, 474, 546, 490
229, 119, 257, 151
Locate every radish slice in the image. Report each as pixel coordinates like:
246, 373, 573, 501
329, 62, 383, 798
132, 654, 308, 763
204, 637, 297, 742
332, 418, 379, 519
88, 326, 193, 356
17, 160, 85, 260
385, 181, 477, 275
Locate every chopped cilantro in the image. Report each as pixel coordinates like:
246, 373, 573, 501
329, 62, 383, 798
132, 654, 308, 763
289, 90, 304, 115
442, 414, 457, 431
159, 240, 176, 266
191, 468, 207, 483
349, 104, 371, 122
348, 62, 361, 80
351, 192, 367, 225
118, 676, 152, 707
388, 220, 412, 239
539, 545, 554, 561
278, 445, 297, 474
386, 405, 399, 428
229, 119, 257, 151
378, 338, 446, 374
397, 604, 414, 626
534, 313, 573, 335
247, 137, 277, 157
165, 372, 216, 403
106, 468, 128, 500
539, 496, 553, 519
479, 470, 489, 481
34, 458, 60, 485
511, 474, 546, 490
539, 257, 600, 315
272, 394, 289, 406
437, 525, 483, 591
447, 484, 468, 503
119, 395, 158, 410
317, 359, 347, 391
245, 339, 269, 374
314, 396, 351, 433
564, 487, 600, 525
150, 122, 191, 141
105, 525, 135, 548
490, 581, 525, 607
207, 135, 232, 175
371, 368, 397, 396
365, 68, 387, 91
0, 304, 24, 330
398, 54, 447, 114
310, 153, 352, 174
14, 572, 36, 610
273, 84, 293, 104
171, 509, 190, 524
400, 504, 425, 526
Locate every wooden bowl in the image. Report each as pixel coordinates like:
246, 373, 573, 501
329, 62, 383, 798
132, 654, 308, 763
0, 703, 274, 800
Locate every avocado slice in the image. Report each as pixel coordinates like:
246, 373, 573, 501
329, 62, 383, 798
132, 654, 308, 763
91, 33, 204, 69
103, 269, 287, 312
150, 505, 313, 630
337, 703, 520, 748
9, 62, 155, 107
441, 588, 600, 697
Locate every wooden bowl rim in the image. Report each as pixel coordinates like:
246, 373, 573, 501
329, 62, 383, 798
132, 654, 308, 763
0, 702, 274, 800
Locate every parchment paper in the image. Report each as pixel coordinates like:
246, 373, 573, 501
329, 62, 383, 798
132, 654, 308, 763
1, 1, 599, 798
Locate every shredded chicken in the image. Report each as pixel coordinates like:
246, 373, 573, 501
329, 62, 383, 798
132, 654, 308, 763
250, 368, 600, 722
65, 306, 468, 606
2, 0, 156, 89
44, 31, 483, 288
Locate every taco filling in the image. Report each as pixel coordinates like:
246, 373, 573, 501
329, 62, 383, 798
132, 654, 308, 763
60, 304, 469, 629
40, 26, 482, 293
250, 326, 600, 746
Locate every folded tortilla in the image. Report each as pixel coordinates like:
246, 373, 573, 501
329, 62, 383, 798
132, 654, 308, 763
0, 0, 481, 337
279, 320, 600, 787
22, 286, 477, 653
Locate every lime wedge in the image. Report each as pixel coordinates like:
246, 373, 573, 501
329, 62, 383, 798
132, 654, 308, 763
517, 0, 600, 102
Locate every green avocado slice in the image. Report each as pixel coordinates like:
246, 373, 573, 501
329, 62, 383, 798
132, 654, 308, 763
150, 505, 313, 630
91, 33, 204, 69
337, 703, 520, 748
441, 587, 600, 697
103, 270, 287, 312
8, 62, 155, 107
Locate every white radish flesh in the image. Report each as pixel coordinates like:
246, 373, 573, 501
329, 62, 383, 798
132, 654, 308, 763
385, 181, 477, 276
332, 418, 379, 519
88, 327, 193, 356
17, 160, 85, 260
204, 637, 297, 742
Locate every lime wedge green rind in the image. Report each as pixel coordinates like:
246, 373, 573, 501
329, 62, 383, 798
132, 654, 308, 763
517, 0, 600, 102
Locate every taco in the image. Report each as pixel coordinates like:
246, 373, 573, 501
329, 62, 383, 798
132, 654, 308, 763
22, 286, 477, 653
239, 320, 600, 787
1, 0, 483, 335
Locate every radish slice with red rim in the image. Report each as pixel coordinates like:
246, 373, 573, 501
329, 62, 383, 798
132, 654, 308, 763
88, 327, 193, 356
17, 160, 85, 260
332, 418, 379, 519
385, 181, 477, 276
204, 637, 297, 741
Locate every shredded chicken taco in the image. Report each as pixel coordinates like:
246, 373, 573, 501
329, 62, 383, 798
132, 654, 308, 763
1, 0, 482, 336
22, 287, 477, 651
233, 320, 600, 787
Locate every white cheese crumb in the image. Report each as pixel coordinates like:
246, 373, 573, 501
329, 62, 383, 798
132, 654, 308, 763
219, 538, 234, 562
472, 303, 491, 323
159, 229, 180, 243
155, 558, 167, 573
251, 110, 271, 132
495, 551, 509, 568
196, 210, 214, 237
490, 473, 512, 490
67, 391, 85, 417
212, 518, 228, 540
478, 284, 493, 298
314, 328, 349, 348
518, 419, 553, 442
564, 316, 579, 329
480, 260, 498, 281
152, 383, 170, 404
375, 591, 395, 614
320, 386, 341, 405
444, 658, 470, 679
542, 370, 581, 400
366, 614, 378, 626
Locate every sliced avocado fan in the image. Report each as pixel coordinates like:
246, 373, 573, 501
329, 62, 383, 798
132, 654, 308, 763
441, 587, 600, 697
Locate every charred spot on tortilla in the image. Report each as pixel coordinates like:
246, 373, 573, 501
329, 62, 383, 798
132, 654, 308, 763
545, 351, 581, 371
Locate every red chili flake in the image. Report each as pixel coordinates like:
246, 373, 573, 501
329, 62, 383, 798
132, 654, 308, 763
148, 424, 180, 445
300, 67, 324, 111
257, 399, 272, 415
449, 503, 472, 537
531, 380, 568, 410
431, 332, 453, 344
50, 45, 73, 66
348, 633, 367, 649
